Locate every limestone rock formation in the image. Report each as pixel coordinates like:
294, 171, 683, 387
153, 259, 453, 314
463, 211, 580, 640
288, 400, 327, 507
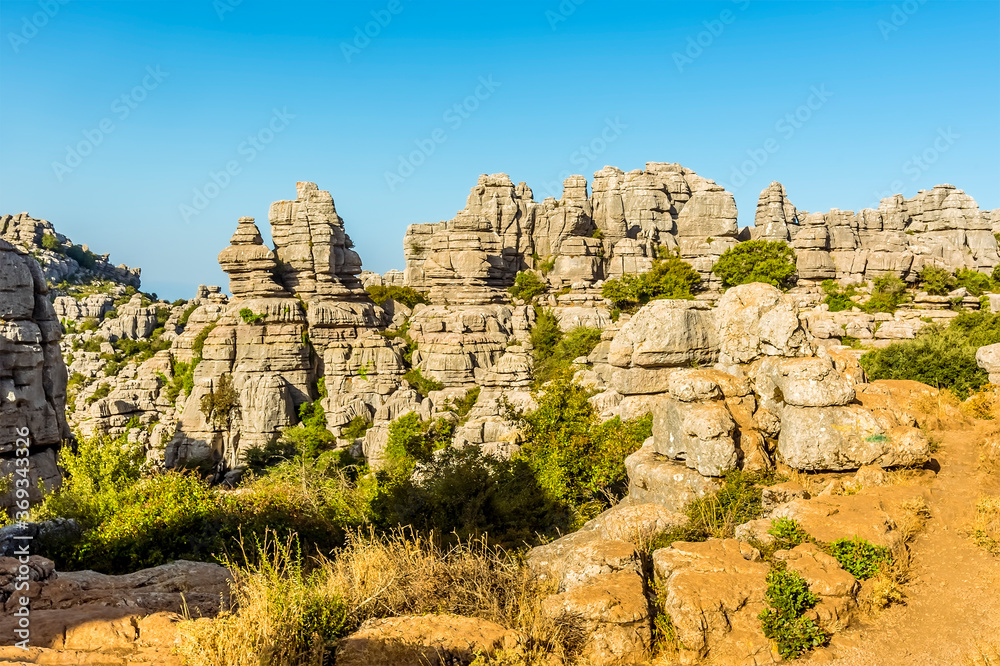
0, 239, 70, 511
750, 182, 999, 283
0, 212, 140, 288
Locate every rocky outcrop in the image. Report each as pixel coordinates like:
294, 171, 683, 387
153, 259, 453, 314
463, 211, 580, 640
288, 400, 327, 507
0, 212, 140, 288
0, 239, 70, 511
752, 182, 999, 283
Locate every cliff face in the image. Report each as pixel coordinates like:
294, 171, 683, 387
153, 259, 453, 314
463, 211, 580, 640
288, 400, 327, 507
403, 163, 741, 298
0, 239, 70, 511
403, 167, 999, 298
752, 181, 1000, 282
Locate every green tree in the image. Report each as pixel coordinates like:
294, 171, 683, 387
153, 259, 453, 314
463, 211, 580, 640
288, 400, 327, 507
918, 265, 957, 296
601, 251, 701, 309
712, 240, 797, 290
508, 271, 549, 302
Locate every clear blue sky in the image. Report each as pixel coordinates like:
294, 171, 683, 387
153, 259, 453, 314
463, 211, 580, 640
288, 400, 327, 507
1, 0, 997, 300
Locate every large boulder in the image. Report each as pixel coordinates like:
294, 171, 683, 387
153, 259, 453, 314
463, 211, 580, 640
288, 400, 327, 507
749, 355, 856, 408
652, 539, 775, 664
624, 438, 721, 511
778, 404, 931, 471
608, 301, 719, 369
651, 397, 738, 476
977, 343, 1000, 384
335, 615, 517, 666
715, 282, 812, 365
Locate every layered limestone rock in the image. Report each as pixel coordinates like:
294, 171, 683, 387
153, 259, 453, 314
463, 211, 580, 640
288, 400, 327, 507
596, 283, 933, 513
0, 240, 70, 511
403, 163, 740, 298
0, 212, 140, 287
167, 218, 313, 468
751, 182, 999, 283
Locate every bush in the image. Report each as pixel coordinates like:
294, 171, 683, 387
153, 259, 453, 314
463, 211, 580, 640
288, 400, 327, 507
919, 265, 957, 295
821, 279, 857, 312
239, 307, 267, 325
201, 374, 241, 431
374, 446, 572, 548
862, 275, 908, 313
40, 233, 63, 253
341, 416, 371, 440
601, 251, 701, 309
858, 319, 991, 399
713, 240, 797, 290
759, 566, 828, 659
956, 268, 994, 296
529, 308, 602, 385
66, 244, 99, 269
768, 517, 812, 550
365, 285, 429, 309
403, 367, 444, 398
826, 536, 891, 580
518, 376, 652, 521
508, 271, 549, 302
178, 302, 199, 326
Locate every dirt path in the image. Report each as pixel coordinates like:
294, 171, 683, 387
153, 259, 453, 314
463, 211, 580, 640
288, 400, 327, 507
822, 424, 1000, 666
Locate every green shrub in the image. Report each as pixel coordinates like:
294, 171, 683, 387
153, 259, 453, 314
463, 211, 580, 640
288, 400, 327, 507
768, 517, 812, 550
518, 376, 652, 520
862, 275, 908, 313
365, 285, 429, 309
239, 308, 267, 325
858, 322, 989, 399
403, 367, 444, 398
40, 233, 63, 252
449, 386, 481, 419
713, 241, 797, 290
86, 383, 112, 405
759, 566, 828, 659
956, 268, 994, 296
821, 279, 857, 312
919, 265, 957, 295
529, 308, 602, 385
341, 416, 371, 440
200, 374, 241, 431
178, 302, 199, 326
601, 251, 701, 309
508, 271, 549, 302
66, 244, 99, 269
826, 536, 890, 580
373, 446, 571, 549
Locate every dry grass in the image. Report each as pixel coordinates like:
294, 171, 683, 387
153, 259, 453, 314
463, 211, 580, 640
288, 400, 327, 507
971, 495, 1000, 556
961, 387, 1000, 421
859, 496, 930, 613
965, 640, 1000, 666
177, 529, 579, 666
978, 427, 1000, 473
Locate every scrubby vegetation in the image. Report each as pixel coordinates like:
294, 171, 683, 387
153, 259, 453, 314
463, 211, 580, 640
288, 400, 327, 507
601, 250, 701, 311
972, 495, 1000, 556
177, 531, 577, 666
758, 565, 828, 659
508, 270, 549, 302
859, 311, 1000, 399
403, 367, 444, 397
529, 308, 602, 385
713, 240, 797, 290
365, 285, 430, 309
239, 307, 267, 325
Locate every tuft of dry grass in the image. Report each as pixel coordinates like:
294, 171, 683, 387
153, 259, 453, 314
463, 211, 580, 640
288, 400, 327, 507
966, 640, 1000, 666
971, 495, 1000, 556
859, 496, 931, 614
961, 387, 1000, 421
177, 529, 579, 666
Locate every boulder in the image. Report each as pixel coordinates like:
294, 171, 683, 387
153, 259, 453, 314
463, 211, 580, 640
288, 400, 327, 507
778, 404, 931, 471
607, 300, 719, 369
335, 614, 517, 666
624, 439, 721, 511
715, 282, 812, 365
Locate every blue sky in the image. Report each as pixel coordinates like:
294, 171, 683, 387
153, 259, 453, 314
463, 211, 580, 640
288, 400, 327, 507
1, 0, 997, 301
